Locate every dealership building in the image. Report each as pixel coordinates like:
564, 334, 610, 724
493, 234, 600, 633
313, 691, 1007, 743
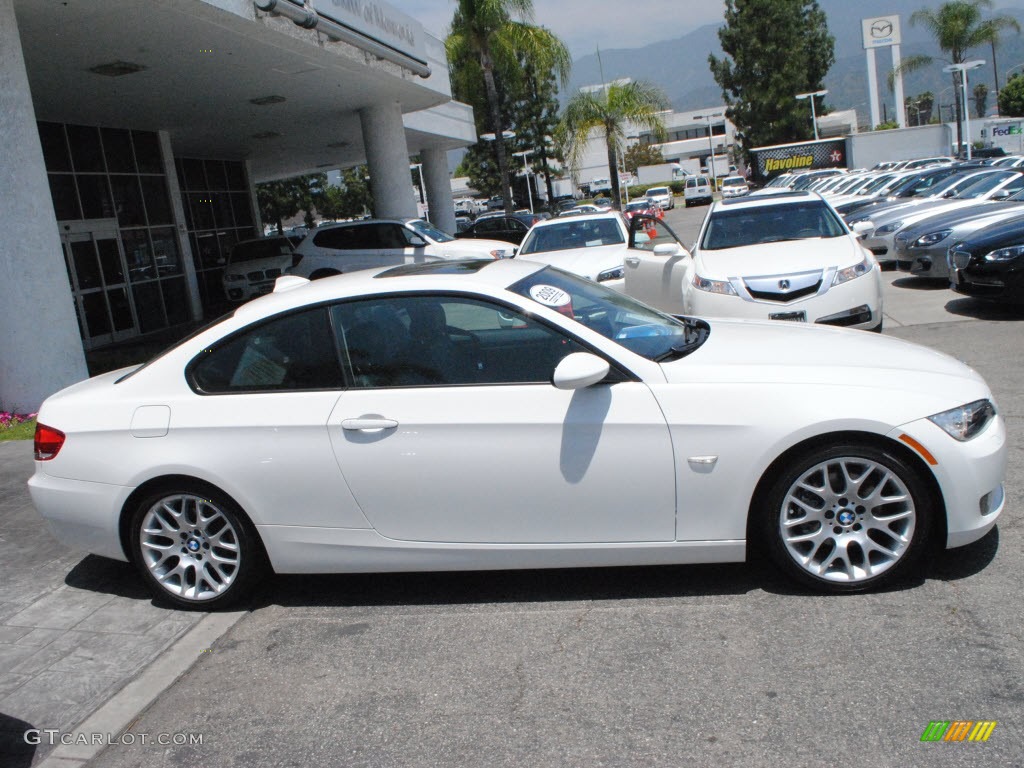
1, 0, 476, 410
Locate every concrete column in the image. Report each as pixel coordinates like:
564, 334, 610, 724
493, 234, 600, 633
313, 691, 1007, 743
421, 146, 456, 234
159, 131, 202, 322
0, 0, 88, 410
359, 101, 418, 220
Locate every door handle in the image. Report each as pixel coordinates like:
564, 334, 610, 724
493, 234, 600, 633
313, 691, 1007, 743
624, 256, 640, 267
341, 418, 398, 431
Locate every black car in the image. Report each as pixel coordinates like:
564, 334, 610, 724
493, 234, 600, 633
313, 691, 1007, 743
948, 212, 1024, 303
454, 212, 546, 245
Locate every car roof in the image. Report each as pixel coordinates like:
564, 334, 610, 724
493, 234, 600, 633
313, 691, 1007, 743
532, 212, 624, 227
231, 258, 545, 321
715, 190, 820, 209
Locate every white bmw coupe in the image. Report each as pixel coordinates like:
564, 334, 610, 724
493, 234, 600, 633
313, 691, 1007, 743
30, 259, 1005, 608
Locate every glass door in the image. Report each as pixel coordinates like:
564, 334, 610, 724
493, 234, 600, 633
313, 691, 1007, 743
59, 219, 139, 349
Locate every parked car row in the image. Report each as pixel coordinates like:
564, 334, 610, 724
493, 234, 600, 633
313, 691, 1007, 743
761, 160, 1024, 303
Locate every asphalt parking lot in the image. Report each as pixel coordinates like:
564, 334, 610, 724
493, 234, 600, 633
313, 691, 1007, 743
4, 200, 1024, 767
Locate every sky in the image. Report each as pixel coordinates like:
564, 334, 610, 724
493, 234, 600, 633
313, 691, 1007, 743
386, 1, 727, 57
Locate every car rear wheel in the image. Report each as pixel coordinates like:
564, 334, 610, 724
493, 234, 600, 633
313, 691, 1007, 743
130, 485, 265, 609
760, 442, 933, 592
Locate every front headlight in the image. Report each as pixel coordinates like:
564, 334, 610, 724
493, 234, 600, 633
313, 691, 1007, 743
984, 244, 1024, 262
489, 248, 513, 259
598, 265, 625, 282
874, 220, 903, 236
914, 229, 952, 248
928, 399, 996, 441
692, 274, 737, 295
832, 256, 872, 285
223, 274, 245, 283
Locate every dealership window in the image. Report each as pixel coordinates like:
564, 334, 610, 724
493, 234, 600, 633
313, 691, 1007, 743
176, 157, 258, 316
39, 121, 190, 346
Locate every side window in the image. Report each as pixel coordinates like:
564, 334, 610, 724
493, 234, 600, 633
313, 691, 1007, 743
331, 295, 586, 388
474, 218, 500, 233
189, 306, 344, 393
312, 225, 374, 251
629, 216, 684, 251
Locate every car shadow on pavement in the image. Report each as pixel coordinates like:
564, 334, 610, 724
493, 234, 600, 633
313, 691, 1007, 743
0, 713, 38, 768
924, 526, 999, 582
64, 555, 154, 601
944, 297, 1024, 320
256, 562, 773, 610
891, 276, 949, 291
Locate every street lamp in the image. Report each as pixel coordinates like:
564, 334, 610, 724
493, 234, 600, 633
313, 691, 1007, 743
795, 90, 828, 141
512, 150, 534, 214
944, 60, 985, 161
693, 113, 724, 184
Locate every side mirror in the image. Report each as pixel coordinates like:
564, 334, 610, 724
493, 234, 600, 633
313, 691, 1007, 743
850, 221, 873, 239
408, 235, 428, 247
552, 352, 611, 390
653, 243, 685, 257
990, 189, 1011, 200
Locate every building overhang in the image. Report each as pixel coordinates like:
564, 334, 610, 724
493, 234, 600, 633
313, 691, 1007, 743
15, 0, 471, 181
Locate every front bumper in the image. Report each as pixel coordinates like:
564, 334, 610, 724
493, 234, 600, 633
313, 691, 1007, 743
948, 252, 1024, 302
890, 413, 1007, 549
685, 270, 883, 330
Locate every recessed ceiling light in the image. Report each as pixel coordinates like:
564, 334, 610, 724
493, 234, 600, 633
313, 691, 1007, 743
252, 131, 282, 139
88, 61, 147, 77
250, 95, 287, 106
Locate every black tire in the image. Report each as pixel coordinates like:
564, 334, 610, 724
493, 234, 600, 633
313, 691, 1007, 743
758, 441, 934, 592
129, 483, 266, 610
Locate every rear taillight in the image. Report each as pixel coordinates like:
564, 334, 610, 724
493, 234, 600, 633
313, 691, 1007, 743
34, 423, 65, 461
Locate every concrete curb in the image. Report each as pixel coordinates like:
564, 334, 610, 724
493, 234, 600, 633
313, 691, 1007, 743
33, 610, 245, 767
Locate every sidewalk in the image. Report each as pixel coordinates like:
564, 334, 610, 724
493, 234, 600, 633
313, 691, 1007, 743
0, 441, 205, 767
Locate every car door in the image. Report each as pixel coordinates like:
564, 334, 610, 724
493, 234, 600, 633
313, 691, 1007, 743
623, 215, 693, 313
327, 293, 675, 544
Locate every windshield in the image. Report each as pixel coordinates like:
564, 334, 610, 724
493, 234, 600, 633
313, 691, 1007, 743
228, 238, 292, 264
519, 217, 625, 254
648, 188, 668, 195
509, 266, 708, 362
408, 219, 455, 243
722, 178, 745, 187
952, 171, 1017, 198
700, 200, 847, 250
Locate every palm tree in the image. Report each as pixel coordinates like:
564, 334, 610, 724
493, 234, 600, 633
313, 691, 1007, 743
557, 81, 669, 208
896, 1, 1019, 151
446, 0, 570, 216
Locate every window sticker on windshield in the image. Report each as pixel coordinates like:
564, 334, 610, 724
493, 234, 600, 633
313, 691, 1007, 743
529, 285, 572, 308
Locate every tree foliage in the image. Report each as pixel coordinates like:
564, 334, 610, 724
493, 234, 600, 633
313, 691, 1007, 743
709, 0, 834, 157
999, 73, 1024, 116
317, 167, 374, 222
906, 92, 935, 125
257, 174, 327, 233
897, 1, 1019, 147
446, 0, 570, 215
623, 143, 666, 174
556, 81, 669, 208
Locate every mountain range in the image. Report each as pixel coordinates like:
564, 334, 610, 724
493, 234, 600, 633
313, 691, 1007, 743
565, 0, 1024, 121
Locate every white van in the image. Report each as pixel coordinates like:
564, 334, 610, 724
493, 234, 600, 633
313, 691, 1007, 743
683, 175, 713, 207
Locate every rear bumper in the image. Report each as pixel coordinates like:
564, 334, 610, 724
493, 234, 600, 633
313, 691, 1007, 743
28, 470, 131, 562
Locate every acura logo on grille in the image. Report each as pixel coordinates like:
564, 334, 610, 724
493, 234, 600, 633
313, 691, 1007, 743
778, 279, 791, 291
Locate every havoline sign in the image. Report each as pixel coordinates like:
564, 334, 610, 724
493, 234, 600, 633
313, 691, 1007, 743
750, 138, 847, 183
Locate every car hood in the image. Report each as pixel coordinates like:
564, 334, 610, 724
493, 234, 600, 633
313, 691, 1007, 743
659, 318, 988, 413
223, 255, 292, 275
954, 210, 1024, 255
694, 237, 863, 278
435, 239, 516, 258
516, 245, 625, 280
899, 202, 1024, 240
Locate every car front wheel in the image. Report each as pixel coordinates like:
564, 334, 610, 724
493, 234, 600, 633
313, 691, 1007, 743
760, 442, 933, 592
130, 485, 265, 609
